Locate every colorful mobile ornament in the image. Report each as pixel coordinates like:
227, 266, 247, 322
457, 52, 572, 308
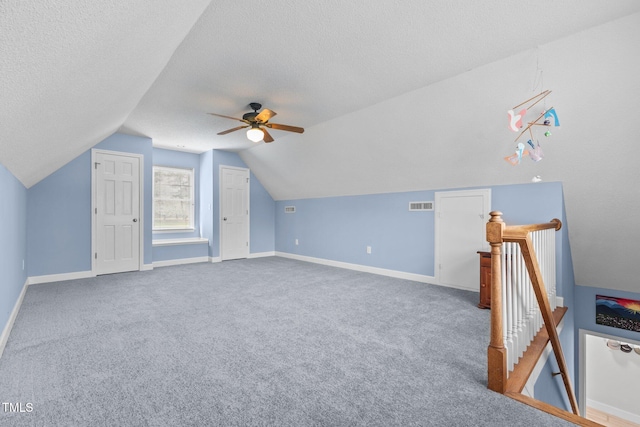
504, 89, 559, 166
508, 109, 527, 132
506, 90, 551, 132
504, 142, 528, 165
527, 139, 543, 162
544, 108, 560, 127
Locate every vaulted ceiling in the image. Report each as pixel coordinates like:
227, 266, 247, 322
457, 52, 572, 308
1, 1, 639, 291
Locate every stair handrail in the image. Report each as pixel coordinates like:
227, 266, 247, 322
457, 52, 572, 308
486, 211, 579, 415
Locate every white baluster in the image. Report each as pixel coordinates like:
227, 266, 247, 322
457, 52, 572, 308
504, 242, 515, 372
516, 245, 530, 357
501, 243, 510, 374
550, 229, 557, 310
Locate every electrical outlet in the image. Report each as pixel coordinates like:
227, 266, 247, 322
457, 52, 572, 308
366, 246, 372, 254
295, 239, 299, 246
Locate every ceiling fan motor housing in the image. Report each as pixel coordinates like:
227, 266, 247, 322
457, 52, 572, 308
243, 103, 262, 122
243, 112, 258, 122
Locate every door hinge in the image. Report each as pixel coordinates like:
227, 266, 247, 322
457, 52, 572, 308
94, 208, 97, 214
95, 253, 97, 260
246, 242, 248, 246
246, 177, 249, 183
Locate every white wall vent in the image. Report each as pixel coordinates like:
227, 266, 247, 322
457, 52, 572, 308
284, 206, 296, 213
409, 201, 434, 211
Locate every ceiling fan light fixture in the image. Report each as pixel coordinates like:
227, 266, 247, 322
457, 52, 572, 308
246, 126, 264, 142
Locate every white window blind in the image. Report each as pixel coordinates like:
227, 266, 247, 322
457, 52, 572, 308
153, 166, 195, 230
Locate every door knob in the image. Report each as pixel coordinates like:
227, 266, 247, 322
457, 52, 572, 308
223, 217, 227, 221
133, 218, 138, 222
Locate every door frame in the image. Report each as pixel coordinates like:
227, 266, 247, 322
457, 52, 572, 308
91, 148, 145, 275
219, 165, 250, 260
434, 188, 491, 288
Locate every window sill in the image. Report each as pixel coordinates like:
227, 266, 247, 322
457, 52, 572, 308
152, 228, 196, 234
152, 237, 209, 247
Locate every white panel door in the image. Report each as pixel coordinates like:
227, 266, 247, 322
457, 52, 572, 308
95, 152, 141, 275
435, 189, 490, 291
221, 167, 249, 261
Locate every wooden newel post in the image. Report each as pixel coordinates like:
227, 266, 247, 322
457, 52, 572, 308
486, 211, 507, 393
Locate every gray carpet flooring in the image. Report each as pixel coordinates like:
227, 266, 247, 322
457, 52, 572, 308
0, 257, 571, 426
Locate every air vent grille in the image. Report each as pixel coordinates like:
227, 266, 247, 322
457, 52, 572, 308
409, 201, 434, 211
284, 206, 296, 213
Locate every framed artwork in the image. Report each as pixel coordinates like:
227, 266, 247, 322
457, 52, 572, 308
596, 295, 640, 333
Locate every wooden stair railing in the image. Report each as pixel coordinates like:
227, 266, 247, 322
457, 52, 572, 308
486, 211, 580, 416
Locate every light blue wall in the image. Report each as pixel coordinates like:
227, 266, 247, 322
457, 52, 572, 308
559, 190, 577, 406
208, 150, 275, 258
249, 169, 276, 254
276, 190, 436, 275
491, 182, 563, 226
27, 152, 92, 276
199, 150, 214, 257
0, 163, 28, 334
152, 148, 201, 240
533, 355, 572, 411
275, 182, 565, 278
27, 133, 153, 276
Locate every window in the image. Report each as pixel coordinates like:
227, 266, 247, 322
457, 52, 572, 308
153, 166, 195, 230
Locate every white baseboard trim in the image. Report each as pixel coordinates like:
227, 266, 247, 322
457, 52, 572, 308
209, 256, 222, 263
433, 281, 478, 292
587, 398, 640, 425
248, 251, 276, 259
152, 256, 210, 268
30, 264, 154, 283
28, 270, 94, 285
0, 279, 29, 359
275, 252, 435, 284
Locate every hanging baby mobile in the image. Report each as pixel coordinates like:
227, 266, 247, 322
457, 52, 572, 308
505, 89, 560, 166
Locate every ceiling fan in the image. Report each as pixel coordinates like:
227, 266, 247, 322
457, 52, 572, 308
208, 102, 304, 143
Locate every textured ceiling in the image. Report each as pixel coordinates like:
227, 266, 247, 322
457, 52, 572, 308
2, 0, 638, 186
123, 0, 640, 153
0, 0, 211, 187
